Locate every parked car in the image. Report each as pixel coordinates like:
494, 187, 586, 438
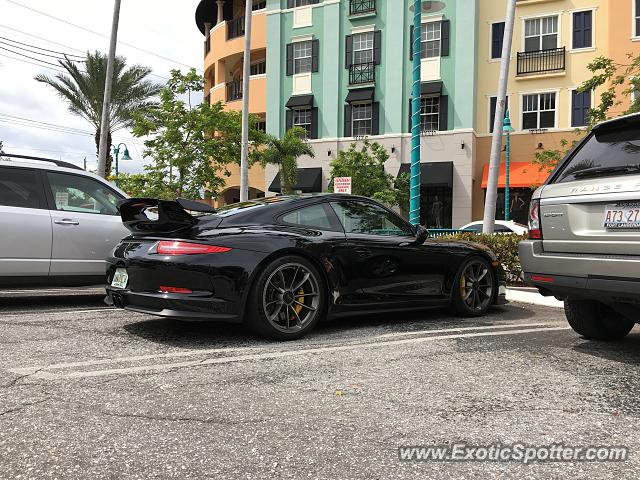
106, 194, 507, 340
520, 112, 640, 340
460, 220, 528, 235
0, 157, 128, 287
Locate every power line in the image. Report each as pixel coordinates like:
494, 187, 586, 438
6, 0, 203, 73
0, 45, 68, 68
0, 41, 83, 63
0, 52, 67, 73
0, 35, 84, 58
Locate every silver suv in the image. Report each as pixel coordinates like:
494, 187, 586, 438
520, 113, 640, 340
0, 157, 128, 287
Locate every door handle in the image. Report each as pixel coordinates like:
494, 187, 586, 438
54, 219, 79, 226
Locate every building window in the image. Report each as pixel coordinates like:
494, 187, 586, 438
353, 32, 374, 64
293, 108, 312, 137
572, 11, 592, 49
293, 41, 312, 74
255, 119, 266, 133
491, 22, 505, 59
250, 61, 266, 76
294, 0, 317, 7
571, 89, 591, 127
252, 1, 267, 11
421, 21, 441, 58
522, 93, 556, 130
524, 16, 558, 52
636, 0, 640, 37
489, 96, 510, 133
352, 103, 373, 136
420, 96, 439, 132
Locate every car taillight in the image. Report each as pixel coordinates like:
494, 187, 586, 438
528, 199, 542, 239
156, 241, 232, 255
159, 286, 193, 294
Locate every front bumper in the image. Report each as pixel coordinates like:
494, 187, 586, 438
105, 286, 241, 322
519, 240, 640, 303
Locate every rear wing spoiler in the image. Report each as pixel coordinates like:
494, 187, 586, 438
117, 198, 217, 234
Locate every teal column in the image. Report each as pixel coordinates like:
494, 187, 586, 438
503, 111, 513, 221
409, 0, 421, 226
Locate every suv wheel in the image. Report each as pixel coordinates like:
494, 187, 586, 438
564, 298, 634, 340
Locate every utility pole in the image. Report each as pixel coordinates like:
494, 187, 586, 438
482, 0, 516, 233
409, 0, 422, 226
97, 0, 122, 179
239, 0, 253, 202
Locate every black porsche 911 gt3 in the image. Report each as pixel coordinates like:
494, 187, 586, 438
106, 194, 506, 340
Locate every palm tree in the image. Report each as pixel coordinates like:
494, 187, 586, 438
262, 127, 315, 195
35, 51, 161, 175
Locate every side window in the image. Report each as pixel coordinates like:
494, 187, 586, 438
280, 203, 339, 231
494, 225, 512, 233
0, 167, 45, 209
463, 223, 482, 232
331, 201, 413, 237
46, 172, 121, 215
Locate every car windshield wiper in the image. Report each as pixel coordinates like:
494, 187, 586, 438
572, 164, 640, 179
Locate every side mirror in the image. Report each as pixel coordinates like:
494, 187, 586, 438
414, 225, 429, 244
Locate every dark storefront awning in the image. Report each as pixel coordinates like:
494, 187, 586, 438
421, 81, 443, 95
397, 161, 453, 188
345, 87, 375, 103
269, 167, 323, 193
285, 94, 314, 109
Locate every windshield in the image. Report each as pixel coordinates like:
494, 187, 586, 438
555, 127, 640, 183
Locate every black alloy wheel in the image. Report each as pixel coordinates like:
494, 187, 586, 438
248, 255, 325, 340
452, 256, 496, 316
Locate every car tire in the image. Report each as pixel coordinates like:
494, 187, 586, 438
246, 255, 326, 341
564, 298, 634, 340
451, 256, 497, 317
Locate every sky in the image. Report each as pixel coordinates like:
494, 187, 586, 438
0, 0, 204, 173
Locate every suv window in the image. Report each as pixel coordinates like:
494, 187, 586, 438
280, 203, 340, 231
46, 172, 121, 215
331, 201, 414, 236
0, 166, 44, 209
555, 127, 640, 183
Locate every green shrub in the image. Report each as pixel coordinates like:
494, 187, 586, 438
440, 233, 528, 284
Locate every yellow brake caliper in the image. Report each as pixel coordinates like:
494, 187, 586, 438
291, 287, 305, 320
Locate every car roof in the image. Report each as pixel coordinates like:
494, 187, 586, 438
0, 158, 128, 197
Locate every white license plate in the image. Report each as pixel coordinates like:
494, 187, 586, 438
603, 203, 640, 229
111, 268, 128, 289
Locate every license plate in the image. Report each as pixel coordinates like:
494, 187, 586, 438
603, 203, 640, 229
111, 268, 128, 289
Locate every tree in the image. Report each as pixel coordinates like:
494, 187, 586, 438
329, 140, 406, 207
128, 69, 264, 199
533, 53, 640, 179
261, 127, 314, 195
0, 140, 5, 159
35, 51, 161, 176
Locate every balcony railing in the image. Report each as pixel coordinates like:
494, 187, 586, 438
349, 0, 376, 15
227, 16, 245, 40
517, 47, 566, 76
349, 62, 375, 85
226, 80, 243, 102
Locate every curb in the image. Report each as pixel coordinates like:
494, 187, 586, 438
506, 288, 564, 309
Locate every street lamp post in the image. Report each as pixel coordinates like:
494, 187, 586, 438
112, 143, 132, 186
503, 111, 514, 221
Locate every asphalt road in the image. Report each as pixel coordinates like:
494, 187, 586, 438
1, 288, 639, 479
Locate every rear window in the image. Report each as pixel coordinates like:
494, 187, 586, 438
555, 127, 640, 183
0, 166, 44, 209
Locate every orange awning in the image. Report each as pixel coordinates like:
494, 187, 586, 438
481, 162, 550, 189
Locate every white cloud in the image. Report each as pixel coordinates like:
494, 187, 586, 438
0, 0, 204, 171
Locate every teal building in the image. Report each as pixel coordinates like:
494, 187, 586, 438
265, 0, 479, 228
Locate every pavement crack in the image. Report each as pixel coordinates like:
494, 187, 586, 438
0, 396, 51, 417
0, 367, 47, 388
96, 409, 239, 425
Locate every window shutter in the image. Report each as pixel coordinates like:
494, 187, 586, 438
345, 35, 353, 68
583, 90, 591, 125
286, 43, 294, 76
491, 22, 505, 59
371, 102, 380, 135
373, 30, 382, 65
584, 11, 593, 48
286, 109, 293, 132
439, 95, 448, 131
287, 0, 294, 8
344, 104, 352, 137
441, 20, 450, 57
312, 39, 319, 72
571, 90, 581, 127
310, 107, 319, 139
409, 25, 414, 61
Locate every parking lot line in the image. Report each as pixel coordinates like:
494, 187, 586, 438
8, 324, 570, 380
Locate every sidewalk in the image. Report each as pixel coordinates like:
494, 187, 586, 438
506, 287, 564, 309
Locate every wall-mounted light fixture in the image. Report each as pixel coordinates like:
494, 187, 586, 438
391, 145, 396, 154
327, 150, 332, 157
536, 142, 544, 150
460, 141, 465, 150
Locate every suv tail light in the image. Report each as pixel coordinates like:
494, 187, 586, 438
528, 199, 542, 239
156, 241, 232, 255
